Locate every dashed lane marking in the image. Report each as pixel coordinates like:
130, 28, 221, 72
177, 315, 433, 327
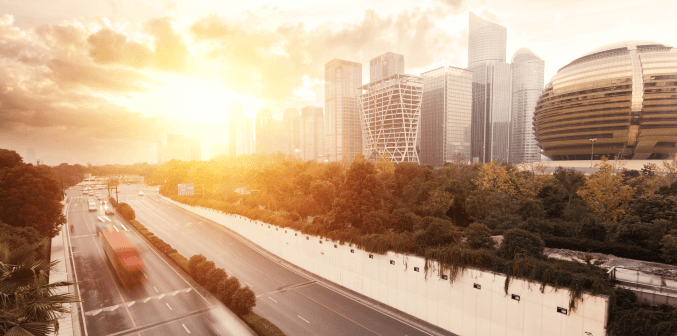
182, 324, 191, 334
268, 297, 277, 303
298, 315, 310, 324
244, 282, 253, 288
165, 303, 173, 310
84, 288, 192, 316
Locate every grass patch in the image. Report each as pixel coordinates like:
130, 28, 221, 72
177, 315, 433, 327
243, 313, 286, 336
167, 252, 189, 273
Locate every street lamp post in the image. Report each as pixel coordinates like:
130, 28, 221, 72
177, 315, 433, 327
590, 138, 597, 168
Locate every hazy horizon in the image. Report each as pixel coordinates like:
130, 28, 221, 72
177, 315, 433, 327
1, 0, 676, 165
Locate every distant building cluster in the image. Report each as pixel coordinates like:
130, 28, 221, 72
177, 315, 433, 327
156, 13, 677, 165
157, 134, 201, 163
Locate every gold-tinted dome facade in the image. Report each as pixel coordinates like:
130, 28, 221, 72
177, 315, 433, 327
534, 41, 677, 160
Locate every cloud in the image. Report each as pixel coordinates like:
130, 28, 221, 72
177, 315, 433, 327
88, 28, 153, 68
189, 6, 462, 100
144, 16, 190, 71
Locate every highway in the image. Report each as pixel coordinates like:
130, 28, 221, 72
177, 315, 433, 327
65, 187, 248, 336
118, 184, 452, 336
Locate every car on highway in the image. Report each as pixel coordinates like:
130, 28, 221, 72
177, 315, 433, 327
104, 204, 114, 215
138, 191, 144, 196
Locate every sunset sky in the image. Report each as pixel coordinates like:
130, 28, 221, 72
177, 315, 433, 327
1, 0, 676, 165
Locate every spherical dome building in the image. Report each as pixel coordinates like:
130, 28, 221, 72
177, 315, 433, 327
534, 41, 677, 160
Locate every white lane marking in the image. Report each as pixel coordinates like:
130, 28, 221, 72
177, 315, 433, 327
103, 216, 111, 222
153, 287, 159, 293
182, 324, 191, 334
120, 223, 129, 231
143, 272, 148, 279
244, 282, 253, 288
113, 226, 119, 232
165, 303, 172, 310
225, 270, 232, 275
297, 315, 310, 324
97, 217, 104, 222
268, 297, 277, 303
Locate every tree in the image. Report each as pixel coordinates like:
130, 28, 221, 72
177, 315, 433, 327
188, 254, 207, 279
577, 158, 635, 229
204, 268, 228, 293
218, 277, 240, 307
310, 181, 335, 214
0, 157, 65, 238
326, 157, 386, 230
0, 221, 42, 253
195, 260, 216, 286
498, 228, 545, 260
413, 217, 463, 249
0, 240, 77, 335
0, 148, 23, 169
231, 286, 256, 316
552, 166, 586, 208
465, 223, 494, 249
660, 233, 677, 264
389, 209, 420, 232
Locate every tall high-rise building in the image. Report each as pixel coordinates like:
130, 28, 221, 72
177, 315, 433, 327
282, 108, 301, 156
325, 59, 362, 163
420, 66, 473, 167
188, 137, 201, 161
243, 117, 253, 155
156, 141, 164, 164
369, 52, 404, 82
301, 106, 325, 162
358, 73, 424, 163
228, 102, 244, 155
509, 48, 545, 164
467, 12, 512, 163
255, 107, 273, 154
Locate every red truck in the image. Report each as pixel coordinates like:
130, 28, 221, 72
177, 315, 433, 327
101, 231, 145, 289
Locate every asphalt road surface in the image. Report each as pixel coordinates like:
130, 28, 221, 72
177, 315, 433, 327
65, 187, 250, 336
116, 184, 452, 336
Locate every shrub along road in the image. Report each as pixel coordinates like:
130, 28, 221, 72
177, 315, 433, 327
64, 189, 231, 336
119, 184, 451, 336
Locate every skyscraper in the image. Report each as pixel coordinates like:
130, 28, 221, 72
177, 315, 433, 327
282, 108, 301, 156
228, 102, 244, 155
325, 59, 362, 163
369, 52, 405, 82
509, 48, 544, 164
467, 12, 512, 163
301, 106, 325, 162
255, 107, 273, 154
420, 66, 473, 167
359, 73, 424, 163
243, 117, 253, 155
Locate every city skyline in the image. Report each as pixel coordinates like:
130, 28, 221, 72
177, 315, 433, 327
2, 0, 677, 165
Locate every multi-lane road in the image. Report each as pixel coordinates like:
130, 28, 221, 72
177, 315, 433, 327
114, 184, 451, 336
65, 187, 249, 336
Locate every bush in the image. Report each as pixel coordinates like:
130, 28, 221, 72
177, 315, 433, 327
498, 228, 544, 260
218, 277, 240, 307
465, 223, 494, 249
108, 196, 118, 208
543, 235, 662, 262
168, 252, 189, 273
231, 286, 257, 316
117, 202, 135, 220
195, 260, 216, 285
188, 254, 207, 279
608, 288, 677, 336
413, 217, 463, 249
204, 268, 228, 293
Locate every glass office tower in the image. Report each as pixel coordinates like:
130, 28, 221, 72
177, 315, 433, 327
509, 48, 545, 164
467, 12, 512, 163
301, 106, 325, 162
420, 66, 473, 167
370, 52, 405, 82
325, 59, 363, 163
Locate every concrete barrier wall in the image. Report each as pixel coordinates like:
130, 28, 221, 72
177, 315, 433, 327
165, 199, 608, 336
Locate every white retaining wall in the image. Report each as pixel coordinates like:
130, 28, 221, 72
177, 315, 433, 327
164, 198, 609, 336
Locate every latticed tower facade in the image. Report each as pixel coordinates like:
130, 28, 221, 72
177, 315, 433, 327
358, 73, 424, 163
